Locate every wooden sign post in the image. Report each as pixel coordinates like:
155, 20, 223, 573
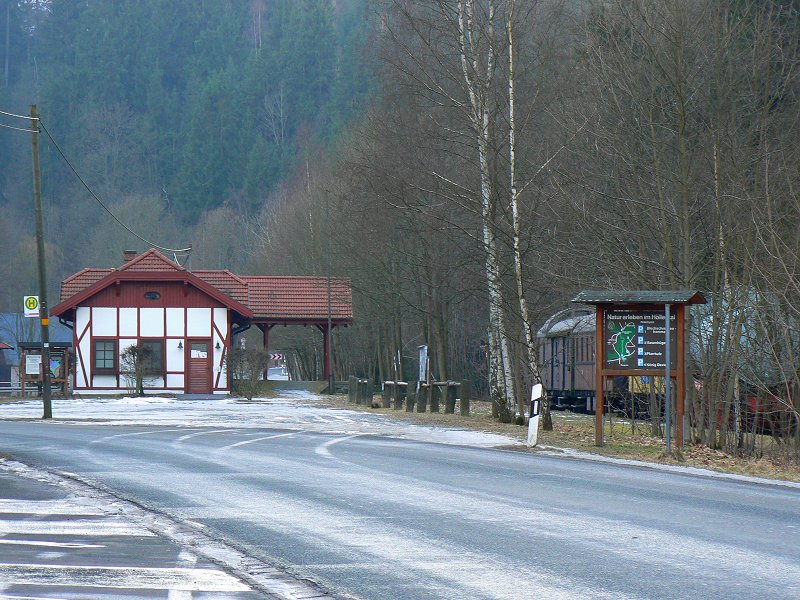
573, 291, 706, 448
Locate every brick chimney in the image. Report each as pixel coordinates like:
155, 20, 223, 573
123, 250, 137, 263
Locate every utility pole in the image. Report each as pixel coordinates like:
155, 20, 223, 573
326, 190, 334, 394
30, 104, 52, 419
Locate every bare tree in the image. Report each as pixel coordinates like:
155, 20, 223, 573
226, 347, 270, 401
120, 344, 158, 396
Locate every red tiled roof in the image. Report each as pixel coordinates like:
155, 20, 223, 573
57, 250, 353, 323
0, 342, 12, 350
58, 250, 184, 302
193, 270, 249, 305
119, 248, 184, 272
241, 276, 353, 321
60, 268, 115, 302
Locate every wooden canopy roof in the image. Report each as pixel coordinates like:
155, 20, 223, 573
572, 290, 707, 306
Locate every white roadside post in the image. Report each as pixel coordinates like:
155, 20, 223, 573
527, 383, 543, 447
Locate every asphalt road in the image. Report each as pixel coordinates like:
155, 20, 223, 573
0, 464, 259, 599
1, 420, 799, 599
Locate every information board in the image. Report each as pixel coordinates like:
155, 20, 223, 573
603, 310, 676, 370
25, 354, 42, 376
418, 345, 428, 381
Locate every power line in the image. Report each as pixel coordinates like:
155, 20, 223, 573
37, 118, 192, 255
0, 121, 35, 132
0, 108, 37, 120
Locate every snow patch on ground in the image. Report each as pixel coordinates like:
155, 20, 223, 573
0, 391, 520, 449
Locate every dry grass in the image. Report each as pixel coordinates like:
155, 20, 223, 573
303, 394, 800, 483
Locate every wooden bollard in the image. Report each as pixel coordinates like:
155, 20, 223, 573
460, 379, 471, 416
444, 383, 457, 414
366, 382, 376, 407
416, 384, 428, 412
358, 379, 370, 405
382, 383, 391, 408
348, 376, 357, 403
393, 383, 406, 410
406, 382, 417, 412
430, 384, 440, 413
356, 379, 365, 404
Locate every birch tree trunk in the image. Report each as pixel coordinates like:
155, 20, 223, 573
458, 0, 517, 417
505, 0, 549, 426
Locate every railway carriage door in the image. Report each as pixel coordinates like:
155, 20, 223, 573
186, 340, 212, 394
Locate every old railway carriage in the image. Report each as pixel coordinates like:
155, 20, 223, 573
537, 308, 599, 411
52, 249, 354, 395
537, 308, 646, 412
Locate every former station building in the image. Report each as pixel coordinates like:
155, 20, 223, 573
52, 249, 352, 395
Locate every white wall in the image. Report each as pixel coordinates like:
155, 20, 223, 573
187, 308, 211, 337
119, 308, 137, 337
92, 307, 117, 336
166, 374, 184, 388
76, 307, 91, 387
73, 303, 230, 392
165, 338, 184, 372
92, 375, 117, 388
166, 308, 184, 336
140, 308, 164, 337
213, 308, 227, 388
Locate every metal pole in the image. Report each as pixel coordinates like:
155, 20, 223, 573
664, 303, 671, 452
326, 191, 334, 394
595, 305, 604, 446
30, 104, 52, 419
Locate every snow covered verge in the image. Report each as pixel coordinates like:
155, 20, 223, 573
0, 391, 521, 449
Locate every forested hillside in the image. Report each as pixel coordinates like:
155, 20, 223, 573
0, 0, 374, 305
2, 0, 800, 458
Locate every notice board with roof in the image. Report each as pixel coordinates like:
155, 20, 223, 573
573, 290, 706, 448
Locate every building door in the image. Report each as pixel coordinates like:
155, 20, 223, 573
186, 340, 212, 393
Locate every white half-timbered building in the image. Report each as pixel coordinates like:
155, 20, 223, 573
52, 249, 353, 395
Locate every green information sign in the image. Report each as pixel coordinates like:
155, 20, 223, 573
604, 310, 676, 370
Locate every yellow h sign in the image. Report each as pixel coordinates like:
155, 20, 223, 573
24, 295, 40, 317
